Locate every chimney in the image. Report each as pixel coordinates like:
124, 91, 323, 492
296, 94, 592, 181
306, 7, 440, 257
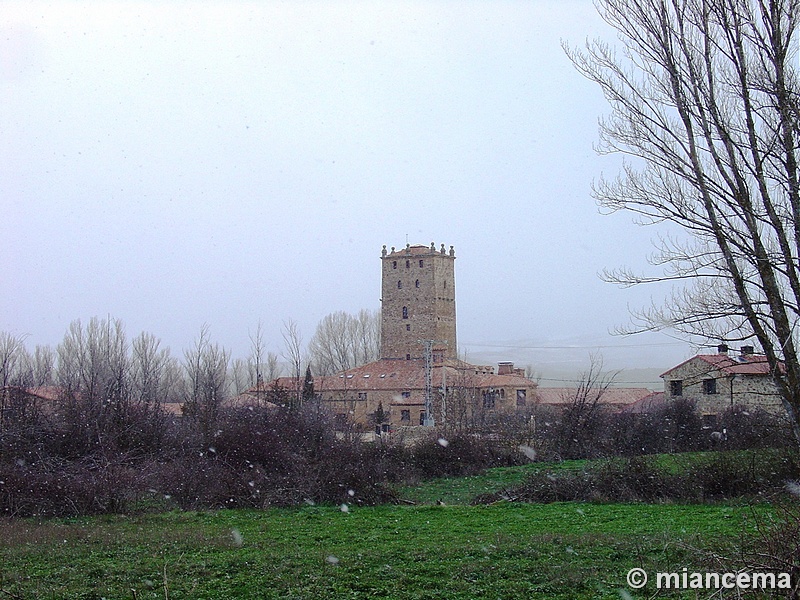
497, 362, 513, 375
717, 343, 729, 354
741, 345, 755, 356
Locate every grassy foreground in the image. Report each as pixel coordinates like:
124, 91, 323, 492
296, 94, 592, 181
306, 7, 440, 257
0, 500, 767, 599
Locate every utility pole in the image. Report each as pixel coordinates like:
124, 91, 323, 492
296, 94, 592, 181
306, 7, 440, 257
420, 339, 447, 427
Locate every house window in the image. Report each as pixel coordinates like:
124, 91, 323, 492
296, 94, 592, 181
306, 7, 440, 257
419, 260, 424, 267
516, 389, 526, 407
401, 410, 410, 422
483, 390, 496, 409
357, 392, 368, 400
670, 380, 683, 397
406, 324, 411, 331
402, 306, 408, 319
397, 280, 402, 289
415, 279, 420, 288
419, 411, 426, 425
406, 353, 411, 360
401, 391, 411, 398
703, 379, 717, 395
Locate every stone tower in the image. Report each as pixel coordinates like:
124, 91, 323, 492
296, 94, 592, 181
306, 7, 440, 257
380, 243, 457, 361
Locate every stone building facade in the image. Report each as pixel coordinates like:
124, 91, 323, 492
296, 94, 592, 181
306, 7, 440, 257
660, 345, 783, 416
380, 243, 457, 361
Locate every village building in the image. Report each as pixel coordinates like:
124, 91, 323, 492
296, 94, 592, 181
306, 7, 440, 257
659, 344, 784, 416
270, 243, 539, 431
533, 387, 655, 412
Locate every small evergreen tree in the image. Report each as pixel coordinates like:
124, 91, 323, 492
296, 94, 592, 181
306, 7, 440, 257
301, 365, 315, 405
372, 401, 387, 426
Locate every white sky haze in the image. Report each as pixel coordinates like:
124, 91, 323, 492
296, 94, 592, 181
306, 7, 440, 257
2, 1, 699, 386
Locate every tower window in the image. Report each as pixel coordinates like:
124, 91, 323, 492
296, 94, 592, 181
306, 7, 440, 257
397, 280, 402, 289
406, 260, 410, 268
402, 306, 408, 319
419, 260, 424, 267
392, 261, 397, 269
406, 324, 410, 331
415, 279, 419, 288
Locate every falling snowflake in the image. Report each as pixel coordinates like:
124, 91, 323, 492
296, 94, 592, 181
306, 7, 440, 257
518, 445, 537, 461
231, 529, 243, 547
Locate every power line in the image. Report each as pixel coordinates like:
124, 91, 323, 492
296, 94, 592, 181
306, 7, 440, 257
461, 341, 686, 350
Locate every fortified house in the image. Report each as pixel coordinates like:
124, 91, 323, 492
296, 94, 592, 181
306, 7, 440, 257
271, 243, 538, 431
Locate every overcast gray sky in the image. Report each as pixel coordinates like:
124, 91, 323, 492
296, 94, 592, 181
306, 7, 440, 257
2, 1, 700, 385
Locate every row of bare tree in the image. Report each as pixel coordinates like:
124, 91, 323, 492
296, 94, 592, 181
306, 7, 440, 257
0, 309, 380, 393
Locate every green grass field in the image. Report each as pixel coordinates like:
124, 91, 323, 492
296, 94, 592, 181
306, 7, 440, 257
0, 502, 762, 599
0, 452, 782, 599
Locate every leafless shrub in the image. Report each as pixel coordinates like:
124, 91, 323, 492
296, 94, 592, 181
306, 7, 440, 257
474, 452, 800, 505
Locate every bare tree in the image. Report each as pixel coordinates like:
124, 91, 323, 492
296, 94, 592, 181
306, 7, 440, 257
0, 332, 30, 429
354, 308, 381, 366
248, 321, 267, 388
0, 332, 28, 388
307, 309, 380, 375
567, 0, 800, 444
183, 325, 229, 445
554, 355, 618, 459
131, 331, 181, 406
263, 351, 281, 382
30, 345, 55, 386
55, 317, 130, 449
230, 358, 251, 397
240, 322, 281, 395
281, 319, 304, 408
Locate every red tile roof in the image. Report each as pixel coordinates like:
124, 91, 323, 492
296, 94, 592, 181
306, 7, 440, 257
533, 387, 653, 407
661, 352, 781, 378
268, 358, 536, 395
1, 385, 61, 402
620, 391, 668, 414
